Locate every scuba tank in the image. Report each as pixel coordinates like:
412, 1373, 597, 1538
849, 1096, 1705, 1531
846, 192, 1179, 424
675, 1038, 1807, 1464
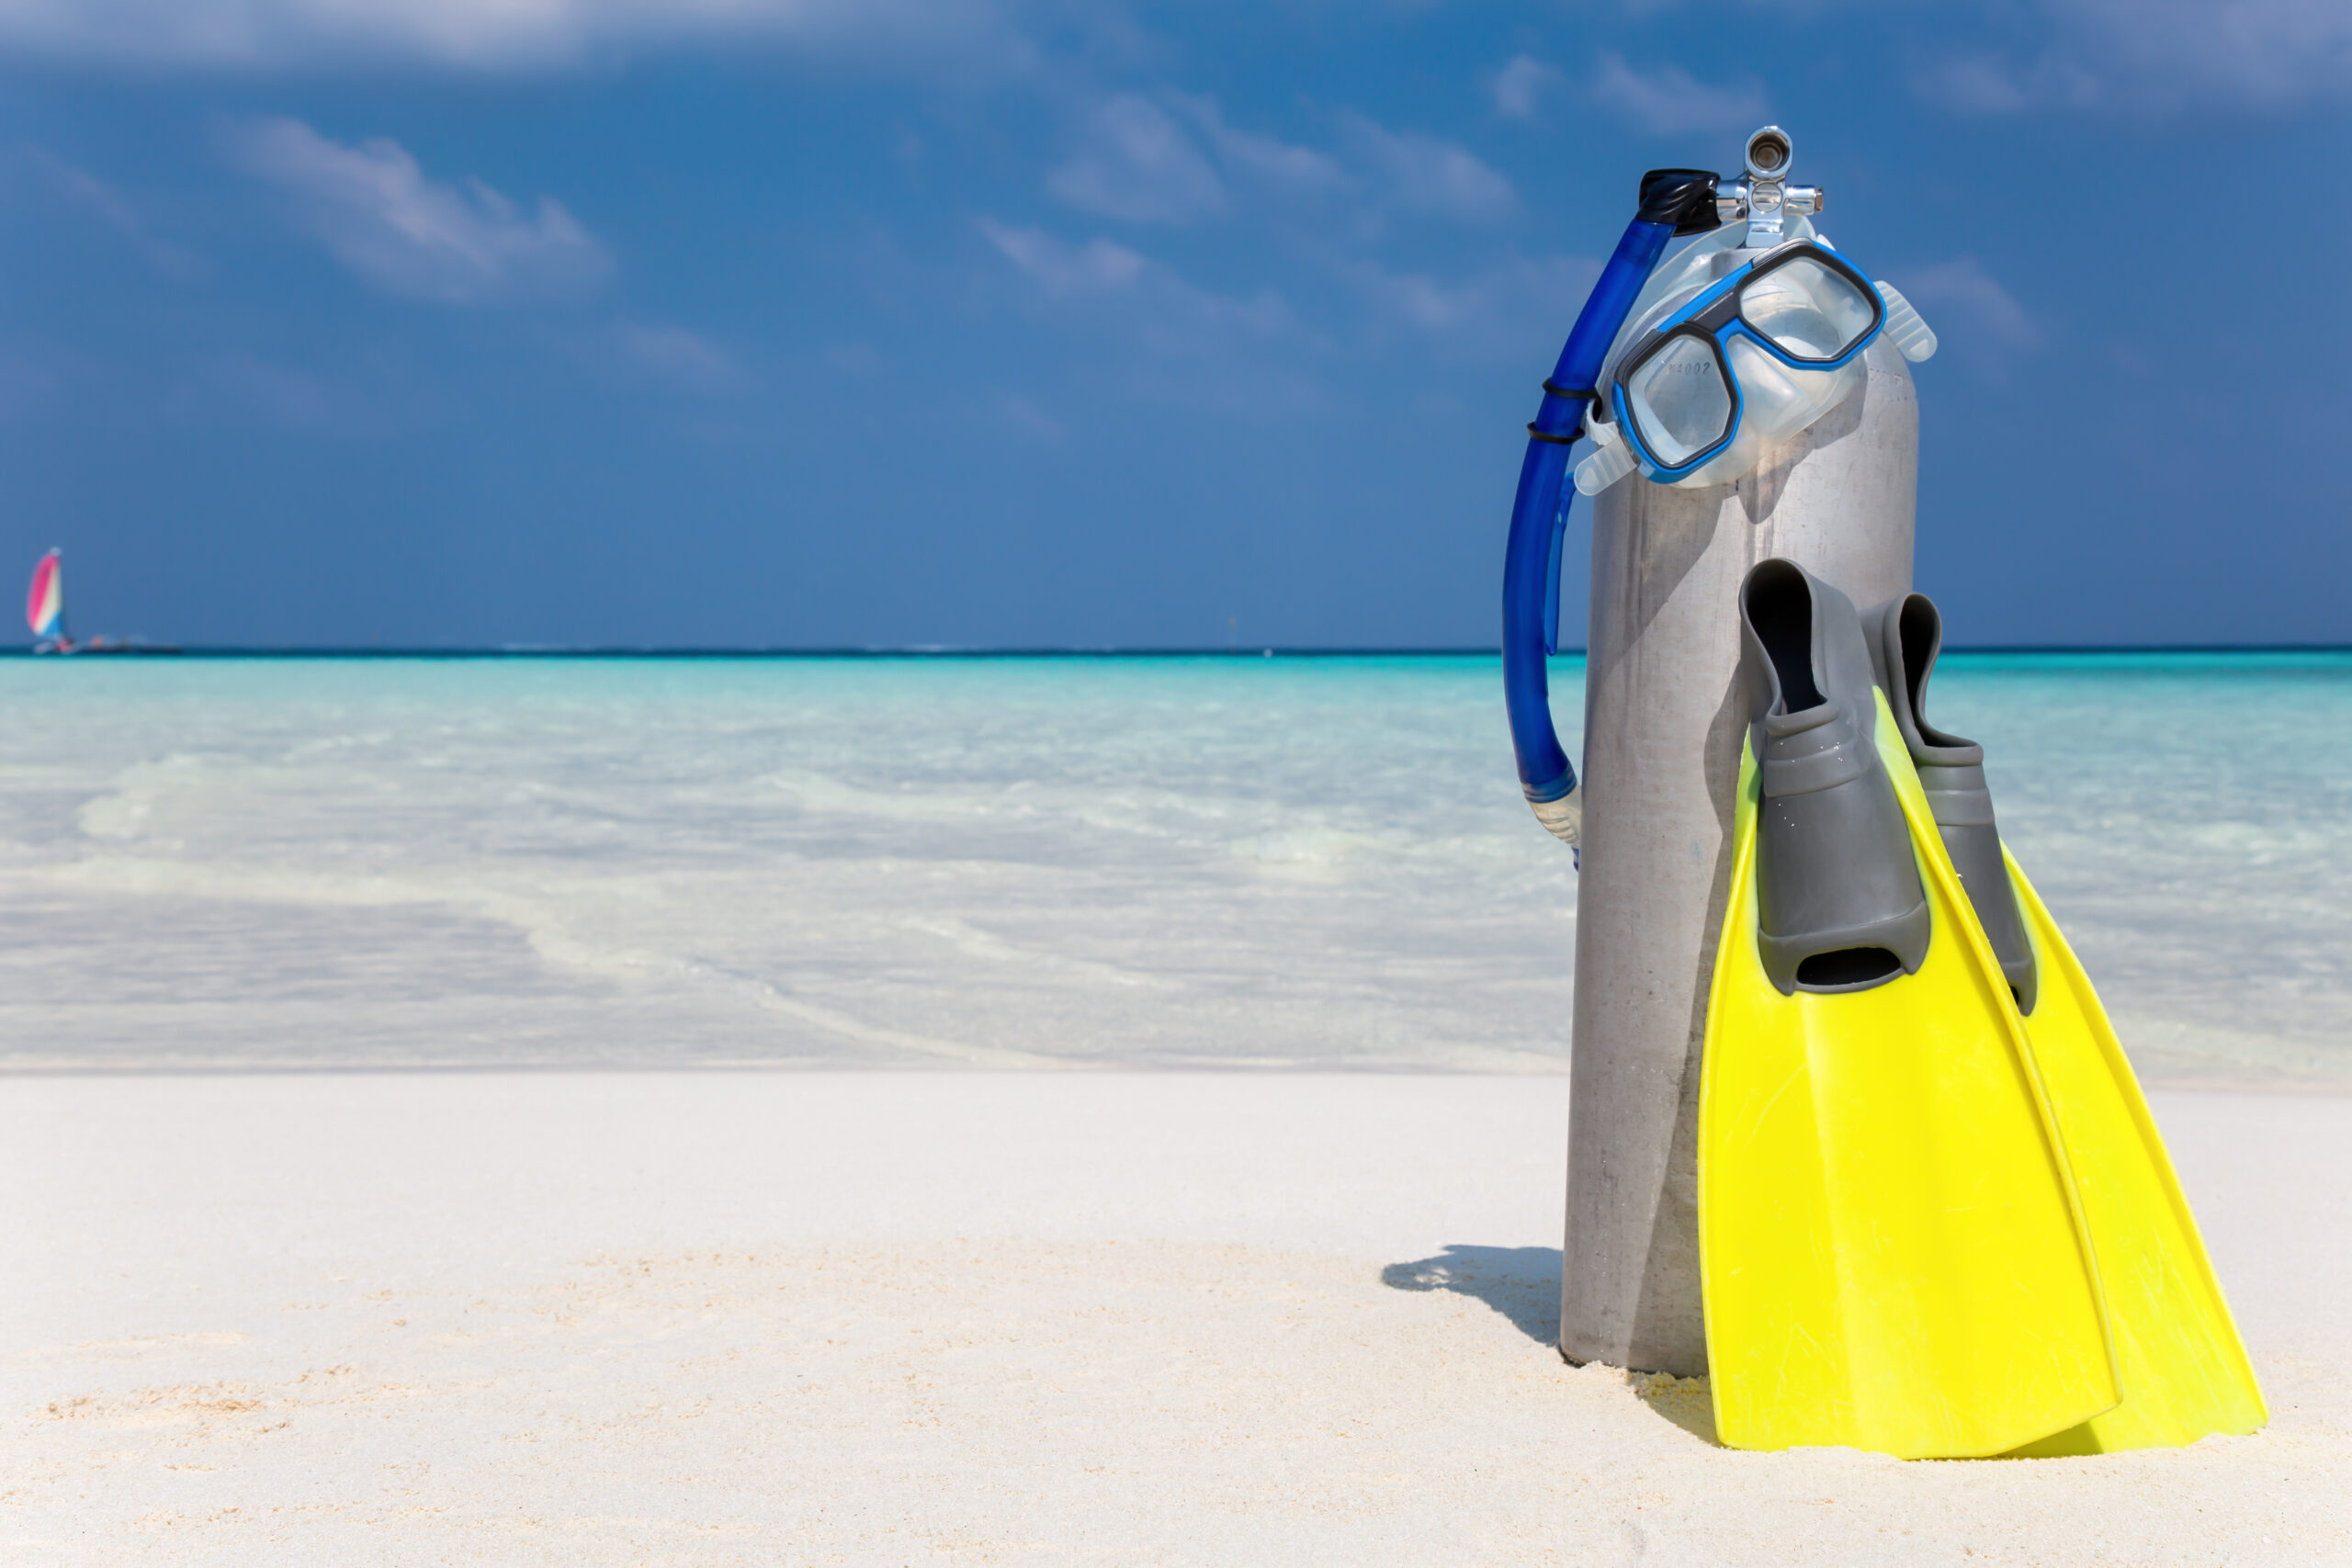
1499, 128, 1933, 1375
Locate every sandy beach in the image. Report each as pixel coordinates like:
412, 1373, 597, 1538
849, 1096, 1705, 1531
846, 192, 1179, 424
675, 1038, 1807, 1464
6, 1070, 2346, 1563
13, 0, 2351, 1553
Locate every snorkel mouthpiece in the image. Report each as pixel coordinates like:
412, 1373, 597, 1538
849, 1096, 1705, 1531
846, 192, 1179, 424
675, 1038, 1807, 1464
1637, 167, 1726, 235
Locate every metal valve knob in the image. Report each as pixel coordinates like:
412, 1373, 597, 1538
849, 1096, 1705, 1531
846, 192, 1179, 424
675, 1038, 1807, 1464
1713, 126, 1820, 241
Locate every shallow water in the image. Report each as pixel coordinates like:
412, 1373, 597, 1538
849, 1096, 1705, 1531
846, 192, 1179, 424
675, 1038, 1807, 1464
0, 654, 2345, 1080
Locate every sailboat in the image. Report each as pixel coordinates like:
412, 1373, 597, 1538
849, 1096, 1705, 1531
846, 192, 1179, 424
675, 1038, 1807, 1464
27, 549, 175, 655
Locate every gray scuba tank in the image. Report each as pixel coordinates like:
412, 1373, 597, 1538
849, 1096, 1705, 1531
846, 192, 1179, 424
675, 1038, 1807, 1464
1558, 129, 1919, 1377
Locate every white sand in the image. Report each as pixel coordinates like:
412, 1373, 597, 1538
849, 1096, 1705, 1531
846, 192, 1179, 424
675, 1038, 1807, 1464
5, 1072, 2347, 1564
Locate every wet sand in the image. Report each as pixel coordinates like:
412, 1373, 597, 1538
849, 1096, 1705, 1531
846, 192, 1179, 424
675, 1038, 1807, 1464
6, 1072, 2346, 1564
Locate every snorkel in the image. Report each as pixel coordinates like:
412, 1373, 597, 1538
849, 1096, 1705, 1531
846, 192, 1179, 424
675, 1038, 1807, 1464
1499, 166, 1724, 847
1503, 129, 1928, 852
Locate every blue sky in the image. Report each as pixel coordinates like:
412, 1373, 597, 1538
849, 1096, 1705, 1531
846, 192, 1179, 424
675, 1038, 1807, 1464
4, 1, 2348, 648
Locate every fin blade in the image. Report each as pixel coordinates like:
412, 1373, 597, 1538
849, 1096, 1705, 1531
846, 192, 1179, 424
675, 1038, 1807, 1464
1699, 727, 2118, 1459
1998, 861, 2268, 1454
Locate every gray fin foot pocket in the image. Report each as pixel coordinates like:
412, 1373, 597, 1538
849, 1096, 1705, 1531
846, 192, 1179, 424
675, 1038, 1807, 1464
1864, 590, 2039, 1013
1738, 558, 1930, 998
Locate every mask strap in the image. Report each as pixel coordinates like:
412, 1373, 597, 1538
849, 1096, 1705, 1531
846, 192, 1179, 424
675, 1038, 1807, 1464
1874, 282, 1939, 364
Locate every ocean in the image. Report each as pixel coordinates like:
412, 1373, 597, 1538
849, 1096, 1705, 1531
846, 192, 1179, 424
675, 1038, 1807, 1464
2, 653, 2346, 1082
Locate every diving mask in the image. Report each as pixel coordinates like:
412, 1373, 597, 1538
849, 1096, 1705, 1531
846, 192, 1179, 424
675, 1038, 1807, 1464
1575, 238, 1936, 494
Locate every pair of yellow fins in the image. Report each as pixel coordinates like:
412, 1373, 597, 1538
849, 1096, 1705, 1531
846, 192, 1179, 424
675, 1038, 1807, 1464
1700, 558, 2266, 1459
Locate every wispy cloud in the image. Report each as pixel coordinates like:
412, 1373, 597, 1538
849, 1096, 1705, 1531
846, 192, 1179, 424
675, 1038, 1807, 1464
0, 0, 1035, 74
980, 219, 1148, 297
1054, 94, 1510, 236
985, 217, 1294, 340
1339, 114, 1516, 223
1047, 95, 1227, 226
1918, 58, 2042, 117
978, 218, 1316, 413
171, 346, 420, 434
1589, 54, 1768, 136
224, 118, 610, 305
1173, 96, 1344, 194
206, 349, 335, 426
616, 321, 746, 395
20, 146, 203, 277
1889, 257, 2039, 379
1352, 253, 1602, 364
1893, 259, 2039, 350
1917, 0, 2352, 115
991, 389, 1065, 442
1488, 54, 1563, 123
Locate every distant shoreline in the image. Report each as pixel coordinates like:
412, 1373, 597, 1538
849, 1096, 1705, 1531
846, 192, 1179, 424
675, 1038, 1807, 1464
6, 645, 2352, 661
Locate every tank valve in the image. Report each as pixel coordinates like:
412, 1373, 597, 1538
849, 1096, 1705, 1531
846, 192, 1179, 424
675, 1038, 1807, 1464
1714, 125, 1822, 242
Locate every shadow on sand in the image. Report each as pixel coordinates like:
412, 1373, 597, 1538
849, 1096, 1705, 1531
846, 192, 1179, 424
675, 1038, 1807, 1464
1379, 1244, 1562, 1345
1379, 1244, 1719, 1444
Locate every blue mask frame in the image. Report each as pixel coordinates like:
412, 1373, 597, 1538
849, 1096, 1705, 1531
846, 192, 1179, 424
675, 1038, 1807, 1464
1607, 240, 1885, 482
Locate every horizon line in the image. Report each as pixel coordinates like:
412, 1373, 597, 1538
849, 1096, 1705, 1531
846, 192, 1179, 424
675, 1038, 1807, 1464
8, 643, 2352, 660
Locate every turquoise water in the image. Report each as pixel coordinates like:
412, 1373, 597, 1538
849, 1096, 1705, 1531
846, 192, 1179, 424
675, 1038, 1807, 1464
0, 654, 2345, 1080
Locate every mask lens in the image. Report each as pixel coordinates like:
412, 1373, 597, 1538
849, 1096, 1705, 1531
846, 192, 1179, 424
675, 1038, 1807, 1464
1625, 335, 1732, 466
1739, 255, 1876, 362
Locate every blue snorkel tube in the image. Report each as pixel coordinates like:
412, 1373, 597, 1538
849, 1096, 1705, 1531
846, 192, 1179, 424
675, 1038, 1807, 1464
1503, 169, 1725, 854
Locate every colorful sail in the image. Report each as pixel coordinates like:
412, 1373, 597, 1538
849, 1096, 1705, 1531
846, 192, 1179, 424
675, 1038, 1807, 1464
27, 550, 62, 640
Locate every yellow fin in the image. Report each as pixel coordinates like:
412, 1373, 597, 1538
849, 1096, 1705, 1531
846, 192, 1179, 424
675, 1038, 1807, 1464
1996, 861, 2268, 1454
1698, 696, 2118, 1458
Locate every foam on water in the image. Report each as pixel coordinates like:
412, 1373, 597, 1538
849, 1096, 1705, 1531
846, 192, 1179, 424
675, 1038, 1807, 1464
0, 654, 2344, 1081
